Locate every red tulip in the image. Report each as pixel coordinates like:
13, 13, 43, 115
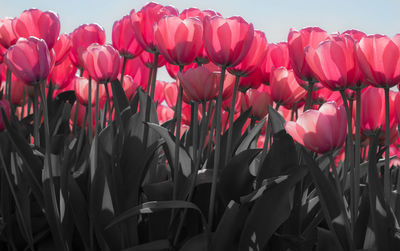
82, 44, 121, 84
69, 23, 106, 69
49, 57, 77, 89
120, 74, 137, 100
53, 34, 72, 65
124, 57, 150, 90
238, 68, 264, 91
154, 16, 203, 66
223, 92, 242, 113
305, 35, 361, 90
285, 101, 346, 153
179, 8, 221, 64
164, 81, 178, 108
0, 46, 6, 63
73, 77, 106, 106
342, 29, 366, 42
312, 86, 342, 106
157, 105, 174, 124
0, 17, 18, 49
5, 37, 54, 85
270, 67, 307, 108
13, 9, 60, 49
130, 3, 179, 53
203, 16, 254, 67
355, 35, 400, 88
260, 42, 291, 84
165, 62, 196, 79
139, 50, 166, 68
288, 27, 330, 83
228, 30, 268, 77
241, 85, 273, 120
177, 66, 219, 102
0, 73, 26, 105
112, 15, 143, 59
0, 100, 10, 131
360, 87, 396, 134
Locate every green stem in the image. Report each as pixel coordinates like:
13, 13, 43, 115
33, 85, 40, 147
303, 82, 314, 112
149, 52, 159, 101
354, 87, 361, 231
225, 75, 240, 165
384, 87, 391, 203
208, 66, 226, 232
120, 57, 128, 84
87, 77, 93, 144
104, 83, 112, 125
173, 75, 184, 200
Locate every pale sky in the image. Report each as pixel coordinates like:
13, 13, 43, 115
1, 0, 400, 81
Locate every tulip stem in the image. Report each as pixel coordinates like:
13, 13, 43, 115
105, 83, 112, 125
149, 52, 159, 101
21, 88, 26, 121
120, 57, 128, 84
87, 76, 93, 144
339, 89, 355, 231
6, 68, 11, 106
208, 66, 226, 233
225, 75, 240, 165
146, 67, 153, 95
73, 101, 80, 135
40, 80, 67, 251
173, 66, 184, 201
384, 87, 391, 203
33, 85, 40, 147
304, 82, 314, 111
354, 87, 361, 233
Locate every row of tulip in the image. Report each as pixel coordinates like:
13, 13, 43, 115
1, 2, 400, 250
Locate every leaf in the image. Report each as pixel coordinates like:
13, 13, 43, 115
317, 227, 344, 251
301, 147, 351, 251
238, 167, 308, 250
240, 175, 289, 204
148, 123, 192, 178
110, 79, 130, 115
218, 149, 261, 205
122, 239, 171, 251
268, 105, 286, 134
180, 233, 209, 251
106, 201, 207, 230
235, 118, 265, 155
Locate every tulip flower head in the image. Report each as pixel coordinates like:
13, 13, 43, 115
285, 101, 346, 154
0, 17, 18, 49
53, 34, 72, 65
112, 15, 143, 59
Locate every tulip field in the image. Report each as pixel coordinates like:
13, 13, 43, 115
2, 2, 400, 251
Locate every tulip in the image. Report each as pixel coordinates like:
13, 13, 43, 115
13, 9, 60, 49
0, 46, 6, 63
73, 77, 105, 106
164, 81, 178, 108
53, 34, 72, 65
157, 105, 174, 124
241, 85, 273, 120
49, 56, 77, 89
69, 23, 106, 69
112, 15, 143, 59
285, 101, 346, 154
139, 50, 166, 68
260, 42, 291, 85
165, 62, 196, 79
228, 30, 268, 77
270, 67, 307, 108
124, 57, 150, 91
0, 17, 18, 49
306, 35, 362, 90
154, 16, 203, 66
1, 73, 25, 106
342, 29, 366, 42
81, 44, 120, 84
177, 66, 219, 102
203, 16, 254, 68
153, 80, 167, 104
237, 68, 264, 91
119, 74, 136, 100
5, 37, 54, 85
0, 100, 10, 131
130, 3, 179, 53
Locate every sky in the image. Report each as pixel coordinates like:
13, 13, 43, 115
1, 0, 400, 81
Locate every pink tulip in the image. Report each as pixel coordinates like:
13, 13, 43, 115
241, 85, 273, 120
124, 57, 150, 91
49, 57, 77, 89
164, 81, 178, 108
0, 73, 26, 105
260, 42, 291, 84
285, 101, 346, 153
154, 16, 203, 66
0, 100, 10, 131
112, 15, 143, 59
139, 50, 166, 68
355, 35, 400, 88
73, 77, 106, 106
288, 27, 330, 82
228, 30, 268, 77
203, 16, 254, 67
177, 66, 219, 102
157, 105, 174, 124
82, 44, 121, 84
13, 9, 60, 49
237, 68, 264, 91
165, 62, 196, 79
0, 17, 18, 49
270, 67, 307, 108
53, 34, 72, 65
69, 23, 106, 69
130, 3, 179, 53
305, 35, 362, 90
342, 29, 366, 42
5, 37, 54, 85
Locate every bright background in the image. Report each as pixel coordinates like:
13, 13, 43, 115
1, 0, 400, 81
